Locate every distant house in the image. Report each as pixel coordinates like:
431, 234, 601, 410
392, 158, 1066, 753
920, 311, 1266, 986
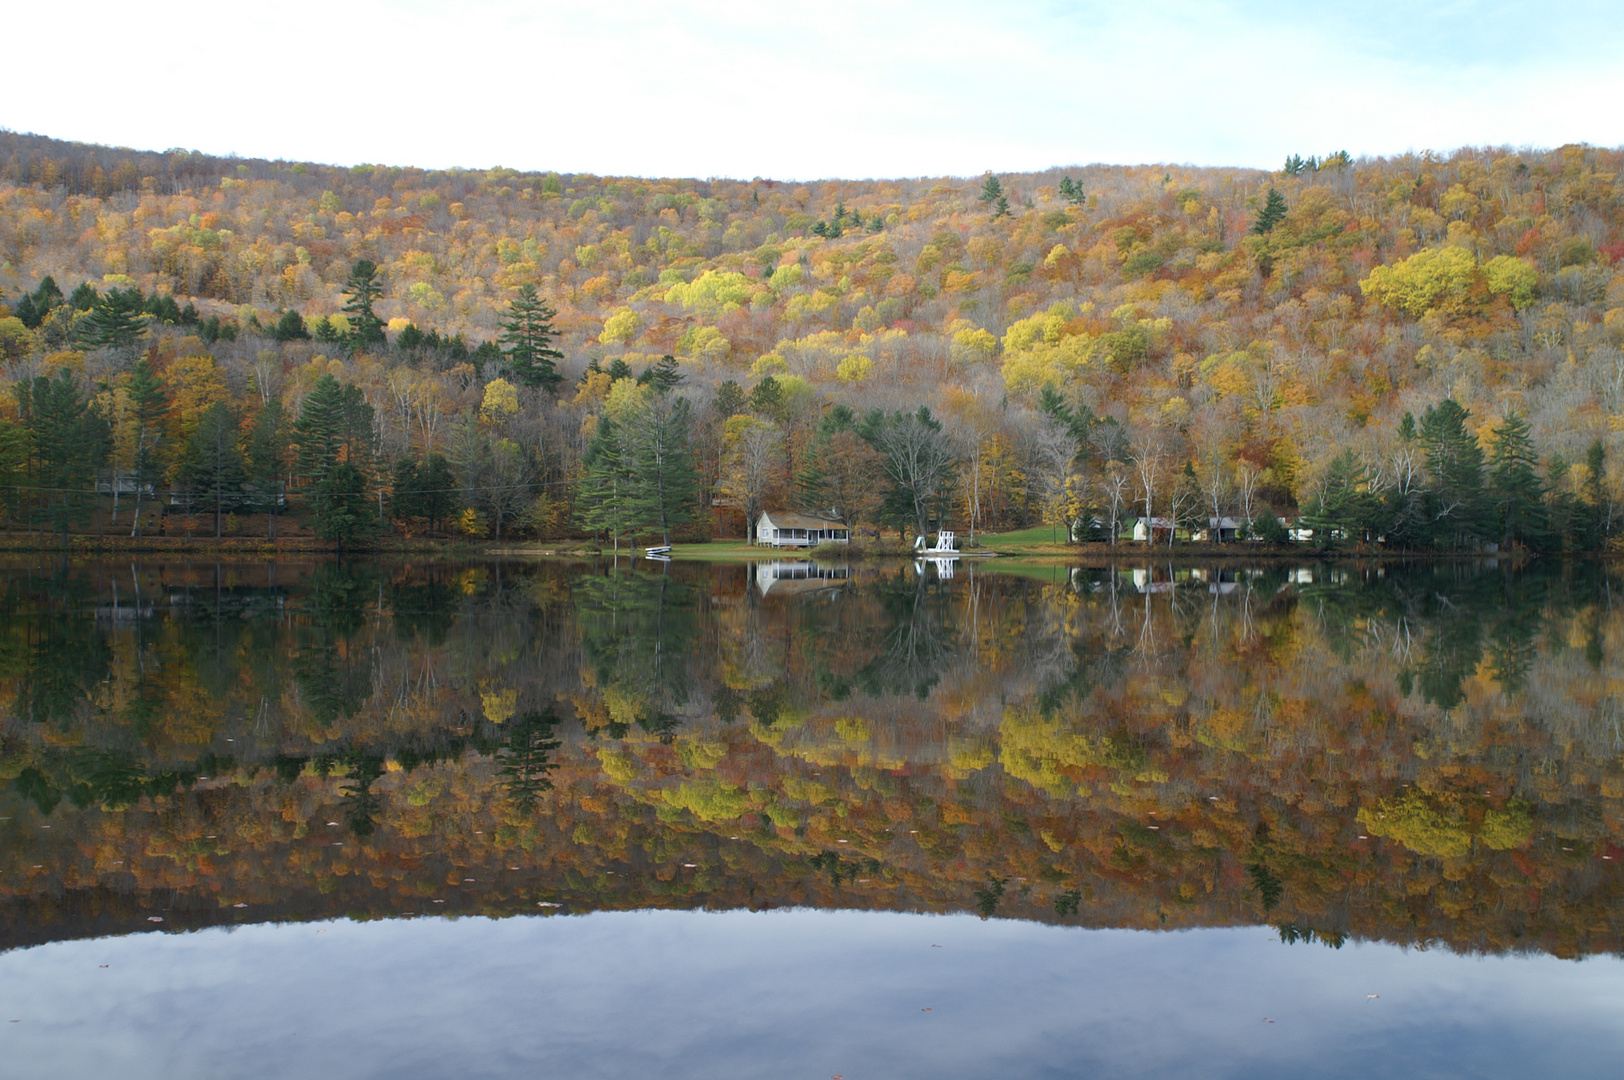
1131, 516, 1175, 543
1194, 516, 1243, 542
754, 511, 849, 548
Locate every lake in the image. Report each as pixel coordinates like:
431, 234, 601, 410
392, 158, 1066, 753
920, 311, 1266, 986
1, 555, 1622, 1078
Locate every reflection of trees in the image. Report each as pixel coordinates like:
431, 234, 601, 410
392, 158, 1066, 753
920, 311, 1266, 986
295, 564, 378, 728
3, 568, 110, 727
498, 708, 562, 814
338, 750, 386, 837
855, 569, 955, 699
575, 566, 696, 740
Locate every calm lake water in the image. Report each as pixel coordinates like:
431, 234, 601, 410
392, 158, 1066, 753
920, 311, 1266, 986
2, 556, 1623, 1078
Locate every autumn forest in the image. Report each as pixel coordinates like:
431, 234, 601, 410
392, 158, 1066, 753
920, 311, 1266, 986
1, 132, 1622, 549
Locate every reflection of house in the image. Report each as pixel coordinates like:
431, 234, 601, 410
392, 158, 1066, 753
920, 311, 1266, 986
1131, 517, 1175, 543
754, 560, 851, 597
754, 511, 849, 548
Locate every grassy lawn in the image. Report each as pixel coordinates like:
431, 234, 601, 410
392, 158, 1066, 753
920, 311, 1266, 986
977, 524, 1076, 553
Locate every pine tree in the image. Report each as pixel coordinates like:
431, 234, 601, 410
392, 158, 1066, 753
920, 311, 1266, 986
244, 399, 288, 537
314, 462, 377, 555
499, 285, 564, 392
16, 371, 109, 540
273, 310, 309, 342
340, 260, 386, 353
992, 194, 1011, 219
294, 374, 346, 487
1301, 450, 1378, 548
181, 401, 245, 538
978, 173, 1003, 204
1487, 411, 1548, 550
82, 287, 148, 353
125, 357, 168, 537
1058, 176, 1086, 206
1252, 187, 1287, 234
622, 391, 698, 546
574, 414, 636, 553
1419, 399, 1487, 547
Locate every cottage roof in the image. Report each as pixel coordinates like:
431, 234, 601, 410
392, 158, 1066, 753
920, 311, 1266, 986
759, 511, 845, 530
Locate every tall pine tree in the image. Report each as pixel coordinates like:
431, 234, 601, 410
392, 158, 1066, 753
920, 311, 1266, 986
499, 285, 564, 392
1487, 411, 1548, 550
340, 260, 386, 353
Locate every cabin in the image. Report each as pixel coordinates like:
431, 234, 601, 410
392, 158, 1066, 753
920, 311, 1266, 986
754, 511, 849, 548
1193, 516, 1243, 542
1131, 516, 1176, 543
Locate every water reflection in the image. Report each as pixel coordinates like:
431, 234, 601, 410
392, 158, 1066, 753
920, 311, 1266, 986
1, 557, 1621, 959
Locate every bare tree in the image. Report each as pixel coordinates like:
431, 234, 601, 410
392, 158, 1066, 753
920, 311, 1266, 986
717, 417, 783, 542
1099, 461, 1130, 545
869, 408, 956, 539
1130, 431, 1167, 545
1033, 418, 1081, 542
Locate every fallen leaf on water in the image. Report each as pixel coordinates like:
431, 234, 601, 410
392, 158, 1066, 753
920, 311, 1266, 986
234, 903, 248, 908
99, 965, 108, 968
922, 1007, 932, 1011
1367, 994, 1379, 999
1262, 1018, 1275, 1023
327, 822, 339, 826
147, 916, 164, 922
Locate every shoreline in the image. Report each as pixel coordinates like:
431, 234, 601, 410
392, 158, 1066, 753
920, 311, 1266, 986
0, 533, 1599, 564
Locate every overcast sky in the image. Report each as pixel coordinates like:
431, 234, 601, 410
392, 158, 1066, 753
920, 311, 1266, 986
4, 1, 1622, 179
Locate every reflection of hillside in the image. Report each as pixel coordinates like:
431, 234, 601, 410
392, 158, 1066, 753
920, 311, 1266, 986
2, 559, 1623, 958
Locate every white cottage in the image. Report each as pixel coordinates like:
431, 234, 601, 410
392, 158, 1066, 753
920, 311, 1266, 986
754, 511, 849, 548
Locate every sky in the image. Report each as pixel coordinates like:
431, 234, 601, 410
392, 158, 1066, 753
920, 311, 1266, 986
4, 910, 1624, 1078
3, 1, 1622, 179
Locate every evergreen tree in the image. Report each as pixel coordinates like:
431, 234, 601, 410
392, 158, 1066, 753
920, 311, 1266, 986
992, 193, 1011, 219
244, 399, 288, 537
749, 375, 784, 419
622, 390, 698, 546
1418, 399, 1486, 548
1252, 187, 1287, 234
125, 358, 169, 537
340, 259, 386, 353
294, 375, 343, 485
1300, 450, 1378, 548
416, 454, 457, 533
574, 414, 636, 552
314, 461, 377, 555
470, 339, 503, 377
15, 372, 109, 540
644, 354, 683, 392
273, 310, 309, 342
82, 287, 147, 353
68, 282, 98, 311
1487, 411, 1548, 550
978, 173, 1003, 204
394, 323, 423, 352
712, 379, 746, 418
499, 285, 564, 392
1058, 176, 1086, 205
180, 402, 245, 538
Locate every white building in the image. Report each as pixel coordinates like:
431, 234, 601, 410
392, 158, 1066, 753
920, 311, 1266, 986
754, 511, 849, 548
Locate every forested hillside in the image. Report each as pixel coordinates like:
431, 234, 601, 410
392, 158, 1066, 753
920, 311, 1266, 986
1, 131, 1622, 548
